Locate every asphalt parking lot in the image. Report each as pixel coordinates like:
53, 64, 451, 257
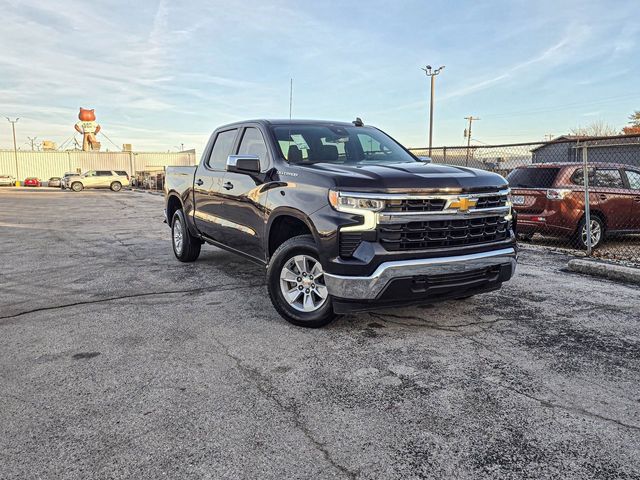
1, 188, 639, 479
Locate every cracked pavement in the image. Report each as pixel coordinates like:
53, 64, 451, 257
1, 188, 639, 479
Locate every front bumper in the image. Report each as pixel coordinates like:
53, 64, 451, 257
324, 247, 516, 301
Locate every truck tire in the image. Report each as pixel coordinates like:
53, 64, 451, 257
110, 181, 122, 192
267, 235, 336, 328
172, 209, 201, 262
71, 182, 83, 192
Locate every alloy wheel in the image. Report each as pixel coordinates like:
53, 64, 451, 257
581, 219, 602, 247
279, 254, 328, 312
173, 218, 184, 254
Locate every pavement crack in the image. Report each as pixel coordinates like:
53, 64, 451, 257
0, 283, 265, 323
487, 379, 640, 433
210, 335, 358, 479
370, 312, 507, 331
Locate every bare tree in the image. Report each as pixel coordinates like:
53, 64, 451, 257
569, 120, 617, 137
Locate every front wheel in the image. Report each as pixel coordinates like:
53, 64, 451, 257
172, 209, 201, 262
110, 181, 122, 192
71, 182, 83, 192
267, 235, 336, 328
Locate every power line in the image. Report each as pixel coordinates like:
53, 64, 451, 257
98, 131, 122, 151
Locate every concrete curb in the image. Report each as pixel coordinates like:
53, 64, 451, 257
567, 259, 640, 285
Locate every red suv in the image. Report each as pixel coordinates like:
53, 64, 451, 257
508, 163, 640, 248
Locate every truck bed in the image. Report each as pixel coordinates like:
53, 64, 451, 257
165, 166, 196, 196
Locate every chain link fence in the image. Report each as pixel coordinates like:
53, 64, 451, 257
409, 134, 640, 266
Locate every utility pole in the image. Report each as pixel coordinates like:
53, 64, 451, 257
6, 117, 19, 183
544, 133, 555, 142
27, 136, 38, 151
464, 116, 479, 166
421, 65, 445, 157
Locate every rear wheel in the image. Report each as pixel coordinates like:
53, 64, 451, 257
267, 235, 336, 328
110, 181, 122, 192
71, 182, 83, 192
171, 209, 201, 262
575, 215, 604, 249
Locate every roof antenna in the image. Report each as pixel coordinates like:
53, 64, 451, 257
352, 117, 364, 127
289, 78, 293, 120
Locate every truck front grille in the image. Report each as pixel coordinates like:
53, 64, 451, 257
378, 216, 510, 251
382, 193, 508, 213
384, 198, 447, 212
474, 193, 509, 209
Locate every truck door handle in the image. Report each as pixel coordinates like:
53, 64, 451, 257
598, 194, 607, 200
223, 181, 234, 190
195, 179, 204, 186
634, 196, 640, 202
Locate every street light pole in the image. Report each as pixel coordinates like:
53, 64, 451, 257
6, 117, 19, 183
421, 65, 445, 157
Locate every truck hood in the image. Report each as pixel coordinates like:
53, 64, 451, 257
299, 162, 508, 193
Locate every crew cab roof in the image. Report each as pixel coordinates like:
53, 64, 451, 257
214, 119, 363, 130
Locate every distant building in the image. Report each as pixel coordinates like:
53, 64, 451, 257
532, 135, 640, 167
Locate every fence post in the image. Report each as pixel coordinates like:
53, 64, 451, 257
129, 152, 135, 182
443, 146, 447, 164
582, 144, 592, 255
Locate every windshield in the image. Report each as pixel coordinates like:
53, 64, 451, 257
272, 124, 417, 166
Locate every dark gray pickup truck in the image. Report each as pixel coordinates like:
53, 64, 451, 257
165, 119, 517, 327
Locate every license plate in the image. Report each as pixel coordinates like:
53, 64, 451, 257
512, 195, 525, 205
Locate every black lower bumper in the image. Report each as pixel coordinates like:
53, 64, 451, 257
332, 263, 511, 314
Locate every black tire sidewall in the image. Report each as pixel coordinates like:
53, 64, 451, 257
171, 209, 201, 262
267, 235, 336, 328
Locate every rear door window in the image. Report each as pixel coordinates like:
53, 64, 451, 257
507, 168, 560, 188
593, 169, 624, 188
207, 129, 238, 170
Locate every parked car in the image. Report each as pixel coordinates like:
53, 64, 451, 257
24, 177, 41, 187
508, 162, 640, 249
165, 119, 517, 327
48, 177, 61, 188
66, 170, 131, 192
60, 172, 77, 189
0, 174, 16, 186
115, 170, 131, 183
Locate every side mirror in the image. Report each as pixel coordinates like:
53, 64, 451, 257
226, 155, 261, 173
418, 156, 432, 164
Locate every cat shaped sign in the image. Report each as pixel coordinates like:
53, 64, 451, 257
74, 107, 101, 151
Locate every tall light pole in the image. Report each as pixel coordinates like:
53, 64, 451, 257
6, 117, 19, 183
421, 65, 445, 157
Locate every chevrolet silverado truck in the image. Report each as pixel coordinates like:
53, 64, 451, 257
165, 119, 516, 327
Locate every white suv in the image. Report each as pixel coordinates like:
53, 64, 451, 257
66, 170, 130, 192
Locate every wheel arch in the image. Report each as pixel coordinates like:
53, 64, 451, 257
266, 208, 320, 261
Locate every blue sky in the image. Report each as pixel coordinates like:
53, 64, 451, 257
1, 0, 639, 153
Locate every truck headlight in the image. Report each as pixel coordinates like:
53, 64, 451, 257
328, 190, 383, 232
328, 190, 385, 212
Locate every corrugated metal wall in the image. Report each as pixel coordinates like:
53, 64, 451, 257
0, 150, 197, 180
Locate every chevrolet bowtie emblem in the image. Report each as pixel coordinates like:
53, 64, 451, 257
450, 197, 477, 212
